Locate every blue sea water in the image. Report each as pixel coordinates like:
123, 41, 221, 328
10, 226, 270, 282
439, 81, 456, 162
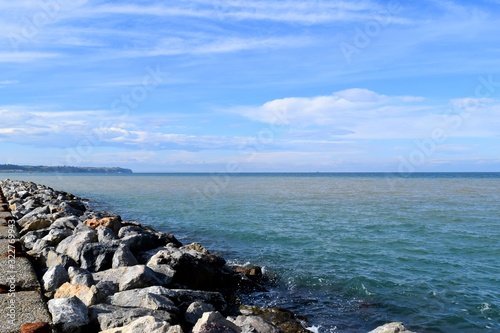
2, 173, 499, 332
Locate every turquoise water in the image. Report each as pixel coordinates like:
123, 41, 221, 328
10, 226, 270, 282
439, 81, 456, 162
3, 173, 499, 332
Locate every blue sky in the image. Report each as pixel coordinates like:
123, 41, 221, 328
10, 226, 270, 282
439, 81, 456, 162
1, 0, 500, 172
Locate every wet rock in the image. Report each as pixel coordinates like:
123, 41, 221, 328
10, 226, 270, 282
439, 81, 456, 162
185, 301, 215, 325
89, 303, 176, 331
98, 316, 173, 333
48, 296, 89, 332
42, 264, 69, 296
229, 315, 280, 333
368, 322, 417, 333
112, 244, 138, 268
68, 266, 95, 287
80, 242, 118, 272
85, 216, 122, 234
192, 312, 241, 333
56, 228, 97, 263
239, 306, 309, 333
54, 282, 98, 306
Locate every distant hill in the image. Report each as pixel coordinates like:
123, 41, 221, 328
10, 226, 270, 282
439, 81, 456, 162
0, 164, 133, 174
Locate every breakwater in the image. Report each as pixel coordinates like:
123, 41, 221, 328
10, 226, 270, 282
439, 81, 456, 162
0, 179, 415, 333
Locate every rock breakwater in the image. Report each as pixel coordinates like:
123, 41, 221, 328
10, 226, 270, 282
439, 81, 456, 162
0, 179, 309, 333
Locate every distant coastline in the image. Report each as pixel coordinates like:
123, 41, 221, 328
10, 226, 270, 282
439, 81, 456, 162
0, 164, 133, 174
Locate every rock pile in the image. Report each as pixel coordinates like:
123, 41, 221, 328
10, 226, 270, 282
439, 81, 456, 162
1, 179, 308, 333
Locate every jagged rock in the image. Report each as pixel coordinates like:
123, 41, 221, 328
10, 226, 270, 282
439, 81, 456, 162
98, 316, 173, 333
68, 266, 95, 287
59, 201, 85, 216
55, 282, 98, 306
109, 288, 179, 313
146, 264, 175, 286
180, 242, 209, 254
368, 322, 417, 333
146, 246, 237, 290
18, 205, 50, 226
31, 238, 52, 252
185, 301, 215, 325
56, 229, 97, 263
112, 244, 138, 268
95, 280, 119, 303
42, 228, 72, 245
239, 306, 309, 333
88, 304, 176, 331
48, 296, 89, 331
51, 215, 80, 229
80, 242, 118, 272
21, 229, 51, 250
119, 225, 182, 252
229, 315, 280, 333
35, 247, 76, 269
42, 264, 69, 295
20, 218, 51, 235
86, 216, 122, 234
119, 265, 164, 291
192, 312, 241, 333
97, 226, 119, 243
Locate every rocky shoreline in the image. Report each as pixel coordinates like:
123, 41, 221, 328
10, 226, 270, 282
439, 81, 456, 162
0, 179, 418, 333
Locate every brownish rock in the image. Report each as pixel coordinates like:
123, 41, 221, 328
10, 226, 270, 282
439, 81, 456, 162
21, 322, 52, 333
85, 216, 122, 234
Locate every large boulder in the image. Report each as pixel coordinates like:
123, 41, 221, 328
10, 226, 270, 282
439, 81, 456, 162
54, 282, 98, 306
112, 244, 138, 268
98, 316, 173, 333
51, 216, 81, 230
56, 229, 97, 263
119, 225, 182, 252
91, 265, 164, 291
68, 266, 95, 287
192, 312, 241, 333
80, 243, 118, 272
88, 304, 176, 331
185, 301, 215, 325
109, 288, 179, 314
229, 315, 280, 333
48, 296, 89, 332
42, 264, 69, 296
85, 216, 122, 234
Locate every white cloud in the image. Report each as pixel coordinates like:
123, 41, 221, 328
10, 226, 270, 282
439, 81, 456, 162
231, 89, 500, 139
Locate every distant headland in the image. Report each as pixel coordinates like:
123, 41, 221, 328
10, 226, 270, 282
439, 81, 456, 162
0, 164, 133, 174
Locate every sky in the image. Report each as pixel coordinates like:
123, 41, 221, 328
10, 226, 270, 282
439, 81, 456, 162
1, 0, 500, 173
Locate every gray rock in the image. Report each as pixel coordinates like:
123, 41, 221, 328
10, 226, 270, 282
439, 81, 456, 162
17, 205, 50, 226
48, 296, 89, 331
119, 225, 182, 252
98, 316, 173, 333
89, 303, 175, 331
59, 201, 86, 216
185, 301, 215, 325
109, 286, 179, 314
80, 242, 118, 272
368, 322, 418, 333
42, 264, 69, 295
97, 225, 119, 243
112, 244, 138, 268
52, 215, 81, 229
30, 238, 52, 252
119, 265, 164, 291
95, 280, 119, 303
37, 247, 77, 269
147, 264, 175, 286
56, 228, 97, 263
19, 218, 51, 235
193, 312, 241, 333
21, 229, 51, 249
68, 266, 95, 287
42, 227, 72, 245
229, 315, 280, 333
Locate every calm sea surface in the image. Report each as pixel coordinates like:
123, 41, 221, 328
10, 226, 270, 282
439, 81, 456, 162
2, 173, 499, 332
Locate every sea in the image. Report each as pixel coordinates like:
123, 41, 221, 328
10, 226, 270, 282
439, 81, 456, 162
1, 172, 499, 333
